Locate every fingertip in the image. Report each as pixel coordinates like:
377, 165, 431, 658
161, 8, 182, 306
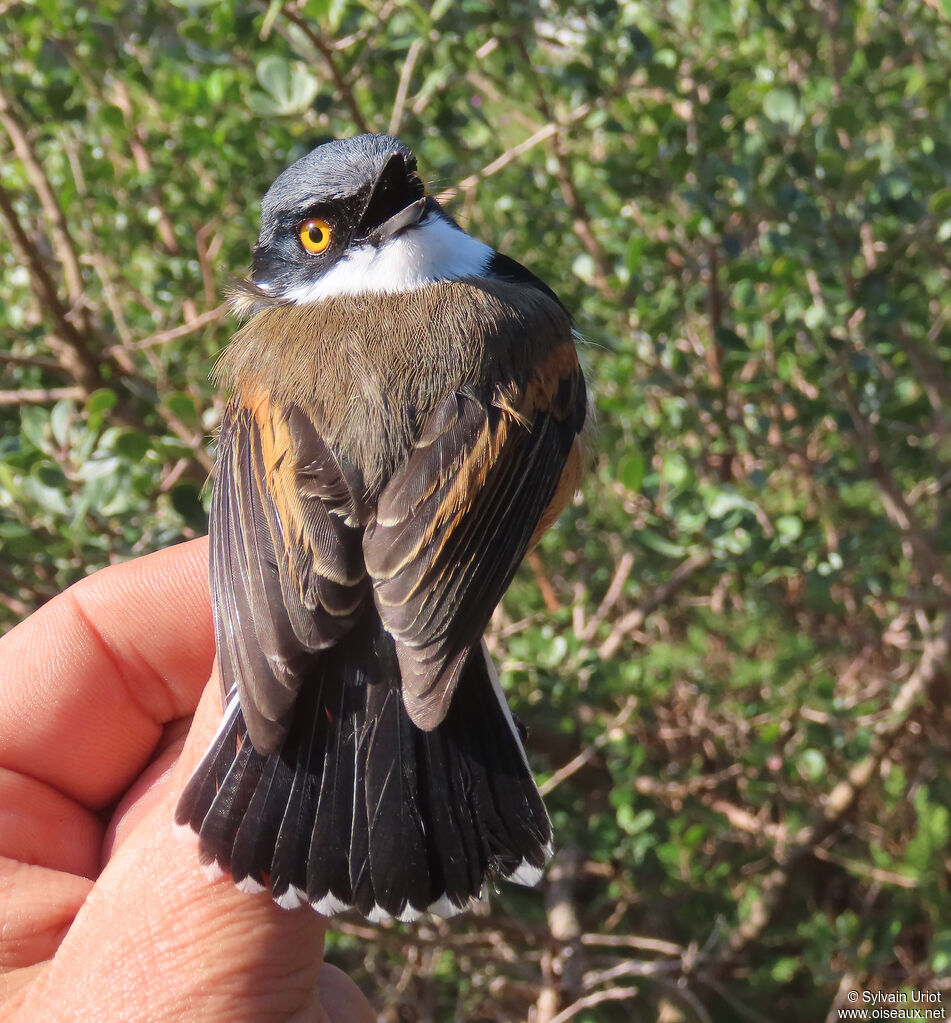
319, 963, 375, 1023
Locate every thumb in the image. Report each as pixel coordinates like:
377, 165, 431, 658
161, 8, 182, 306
18, 672, 374, 1023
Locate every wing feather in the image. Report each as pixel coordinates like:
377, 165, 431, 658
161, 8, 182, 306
210, 398, 369, 752
364, 343, 585, 729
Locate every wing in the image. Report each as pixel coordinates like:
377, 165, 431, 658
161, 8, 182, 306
211, 395, 369, 753
363, 341, 585, 731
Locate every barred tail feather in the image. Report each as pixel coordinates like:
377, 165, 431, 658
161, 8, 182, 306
175, 627, 552, 921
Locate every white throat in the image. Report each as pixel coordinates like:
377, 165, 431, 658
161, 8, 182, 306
276, 214, 493, 304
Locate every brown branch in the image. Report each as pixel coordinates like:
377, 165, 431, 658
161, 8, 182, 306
0, 83, 89, 318
0, 386, 85, 406
598, 551, 711, 660
515, 32, 625, 299
435, 104, 593, 205
703, 798, 789, 845
388, 36, 424, 137
0, 181, 103, 394
108, 302, 230, 354
277, 4, 371, 133
636, 765, 746, 806
836, 365, 951, 596
195, 224, 224, 310
551, 134, 615, 295
110, 80, 179, 254
0, 187, 212, 475
580, 933, 685, 956
0, 350, 65, 372
527, 550, 560, 612
581, 551, 635, 641
547, 985, 644, 1023
894, 322, 951, 435
539, 697, 637, 797
811, 845, 917, 889
724, 614, 951, 957
704, 242, 724, 390
535, 846, 584, 1023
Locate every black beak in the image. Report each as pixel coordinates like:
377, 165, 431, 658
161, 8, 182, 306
367, 197, 429, 243
359, 152, 428, 244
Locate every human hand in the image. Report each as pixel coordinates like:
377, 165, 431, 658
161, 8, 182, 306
0, 538, 374, 1022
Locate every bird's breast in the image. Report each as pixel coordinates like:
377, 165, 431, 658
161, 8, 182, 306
220, 277, 574, 496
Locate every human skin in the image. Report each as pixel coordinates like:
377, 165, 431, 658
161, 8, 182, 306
0, 537, 374, 1022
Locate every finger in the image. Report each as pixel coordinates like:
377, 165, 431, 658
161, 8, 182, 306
0, 859, 91, 972
0, 538, 214, 809
0, 770, 101, 878
17, 671, 372, 1023
101, 717, 192, 863
318, 964, 376, 1023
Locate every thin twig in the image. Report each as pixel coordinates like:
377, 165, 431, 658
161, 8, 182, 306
108, 303, 230, 354
0, 83, 88, 314
582, 551, 635, 641
0, 386, 85, 406
539, 697, 637, 796
278, 4, 371, 132
0, 350, 65, 372
599, 552, 711, 660
725, 614, 951, 956
546, 985, 643, 1023
436, 104, 593, 205
388, 37, 424, 136
580, 934, 685, 956
0, 181, 102, 393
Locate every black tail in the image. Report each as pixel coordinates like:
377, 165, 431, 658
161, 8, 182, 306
175, 619, 552, 922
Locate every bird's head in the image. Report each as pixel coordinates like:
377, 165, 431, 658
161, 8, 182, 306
250, 134, 492, 303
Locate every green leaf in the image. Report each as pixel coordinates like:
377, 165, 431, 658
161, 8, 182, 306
635, 529, 686, 558
763, 88, 798, 125
166, 392, 197, 423
20, 407, 49, 452
113, 430, 151, 462
171, 481, 207, 530
797, 748, 826, 782
253, 55, 319, 116
617, 805, 654, 836
85, 389, 117, 416
618, 451, 645, 492
50, 399, 75, 448
776, 515, 803, 542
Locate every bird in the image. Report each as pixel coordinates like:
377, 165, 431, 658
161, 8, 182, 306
175, 133, 587, 923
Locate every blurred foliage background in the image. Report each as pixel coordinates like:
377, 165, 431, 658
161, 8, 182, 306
2, 0, 951, 1019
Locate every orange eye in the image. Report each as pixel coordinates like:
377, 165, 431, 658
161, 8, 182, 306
299, 218, 332, 254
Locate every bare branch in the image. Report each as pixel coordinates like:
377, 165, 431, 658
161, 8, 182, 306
277, 4, 371, 133
0, 386, 85, 406
539, 697, 637, 796
0, 84, 89, 316
108, 303, 230, 354
388, 37, 424, 137
0, 181, 102, 394
547, 985, 643, 1023
581, 551, 635, 641
725, 614, 951, 956
435, 103, 594, 205
534, 847, 584, 1023
0, 350, 66, 372
598, 552, 711, 659
580, 933, 685, 956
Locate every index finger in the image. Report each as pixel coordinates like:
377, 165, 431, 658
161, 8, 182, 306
0, 538, 214, 809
